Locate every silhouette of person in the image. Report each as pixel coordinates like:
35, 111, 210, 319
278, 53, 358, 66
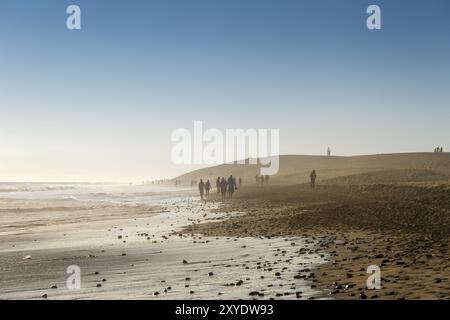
260, 176, 264, 185
205, 180, 211, 197
238, 177, 242, 186
216, 177, 221, 194
220, 177, 227, 201
265, 175, 269, 185
198, 179, 205, 200
327, 147, 331, 157
227, 175, 237, 198
255, 174, 259, 185
310, 170, 317, 189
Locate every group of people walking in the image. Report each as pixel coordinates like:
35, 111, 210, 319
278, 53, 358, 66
196, 169, 319, 200
255, 174, 270, 185
434, 146, 444, 153
198, 175, 241, 200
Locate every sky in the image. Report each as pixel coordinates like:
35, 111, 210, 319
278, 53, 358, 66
1, 0, 449, 182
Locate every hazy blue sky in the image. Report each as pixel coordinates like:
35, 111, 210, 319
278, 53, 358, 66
1, 0, 449, 181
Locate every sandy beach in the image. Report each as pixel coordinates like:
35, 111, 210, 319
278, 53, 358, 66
0, 184, 327, 300
186, 183, 450, 300
1, 154, 449, 300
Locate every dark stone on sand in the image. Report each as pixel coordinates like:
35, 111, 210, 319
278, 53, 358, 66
154, 291, 160, 296
183, 259, 188, 264
96, 284, 102, 287
190, 290, 195, 294
208, 272, 214, 276
249, 291, 259, 296
50, 285, 58, 289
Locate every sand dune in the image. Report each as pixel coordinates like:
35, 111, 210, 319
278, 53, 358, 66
175, 153, 450, 185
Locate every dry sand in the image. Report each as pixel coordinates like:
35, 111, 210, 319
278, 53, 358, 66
185, 183, 450, 300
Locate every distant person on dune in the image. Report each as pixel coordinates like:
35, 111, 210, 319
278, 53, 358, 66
238, 177, 242, 186
205, 180, 211, 197
198, 179, 205, 200
310, 170, 317, 188
227, 175, 237, 198
255, 174, 259, 185
220, 177, 227, 201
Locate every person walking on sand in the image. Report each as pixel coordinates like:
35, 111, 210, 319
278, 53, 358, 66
310, 170, 317, 189
198, 179, 205, 200
227, 175, 237, 198
205, 179, 211, 197
216, 177, 221, 194
265, 175, 269, 185
238, 177, 242, 187
220, 177, 227, 201
260, 175, 264, 185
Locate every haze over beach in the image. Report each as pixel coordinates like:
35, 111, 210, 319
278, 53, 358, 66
1, 153, 449, 299
0, 0, 449, 302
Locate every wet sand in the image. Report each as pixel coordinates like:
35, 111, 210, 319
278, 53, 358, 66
0, 191, 326, 300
